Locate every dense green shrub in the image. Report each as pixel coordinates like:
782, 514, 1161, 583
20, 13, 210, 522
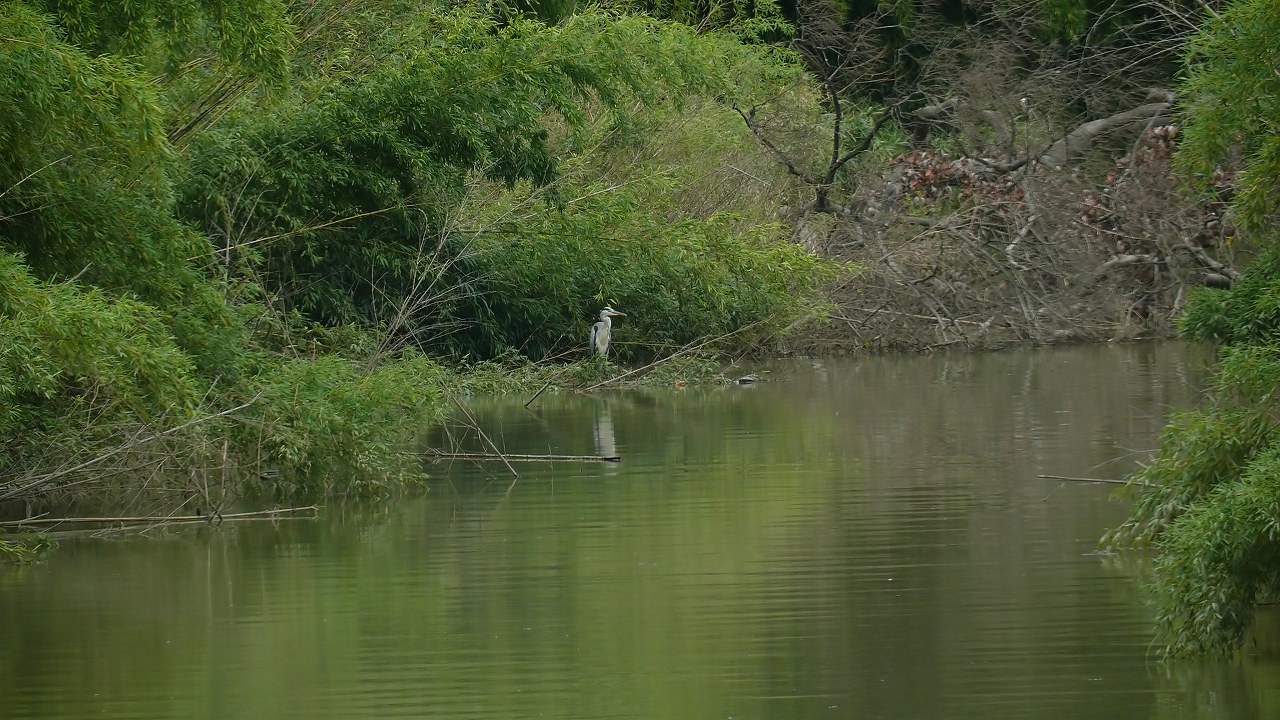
0, 251, 210, 509
469, 189, 836, 360
234, 353, 449, 497
1175, 0, 1280, 235
26, 0, 292, 77
0, 251, 200, 444
0, 3, 243, 374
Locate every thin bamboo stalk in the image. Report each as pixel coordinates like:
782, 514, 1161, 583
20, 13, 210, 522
426, 451, 620, 463
0, 506, 318, 528
1037, 474, 1130, 485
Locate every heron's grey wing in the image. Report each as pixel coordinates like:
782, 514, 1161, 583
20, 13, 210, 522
589, 322, 600, 354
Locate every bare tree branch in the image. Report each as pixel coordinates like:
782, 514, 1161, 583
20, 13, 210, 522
1039, 102, 1173, 167
825, 108, 897, 184
733, 105, 819, 186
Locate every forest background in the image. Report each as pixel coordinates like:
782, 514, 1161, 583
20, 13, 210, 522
2, 0, 1279, 658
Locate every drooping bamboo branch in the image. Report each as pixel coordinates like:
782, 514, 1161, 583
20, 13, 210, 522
0, 397, 259, 502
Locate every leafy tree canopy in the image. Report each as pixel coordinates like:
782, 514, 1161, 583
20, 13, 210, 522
1176, 0, 1280, 234
176, 7, 806, 355
31, 0, 293, 78
0, 3, 241, 372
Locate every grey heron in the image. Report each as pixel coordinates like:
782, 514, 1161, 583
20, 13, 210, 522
590, 306, 626, 357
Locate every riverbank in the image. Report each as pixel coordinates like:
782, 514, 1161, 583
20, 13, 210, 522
5, 345, 1247, 719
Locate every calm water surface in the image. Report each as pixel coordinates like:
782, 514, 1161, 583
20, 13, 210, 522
3, 343, 1278, 719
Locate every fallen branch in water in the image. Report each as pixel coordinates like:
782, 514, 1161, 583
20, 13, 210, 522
425, 450, 620, 463
524, 379, 553, 408
525, 362, 576, 408
0, 505, 319, 528
451, 396, 518, 480
1038, 474, 1131, 485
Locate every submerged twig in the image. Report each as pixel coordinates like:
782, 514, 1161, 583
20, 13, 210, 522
1037, 474, 1130, 485
450, 396, 518, 480
426, 450, 620, 463
524, 380, 553, 408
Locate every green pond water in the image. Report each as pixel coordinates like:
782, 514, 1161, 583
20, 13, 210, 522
3, 343, 1279, 719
